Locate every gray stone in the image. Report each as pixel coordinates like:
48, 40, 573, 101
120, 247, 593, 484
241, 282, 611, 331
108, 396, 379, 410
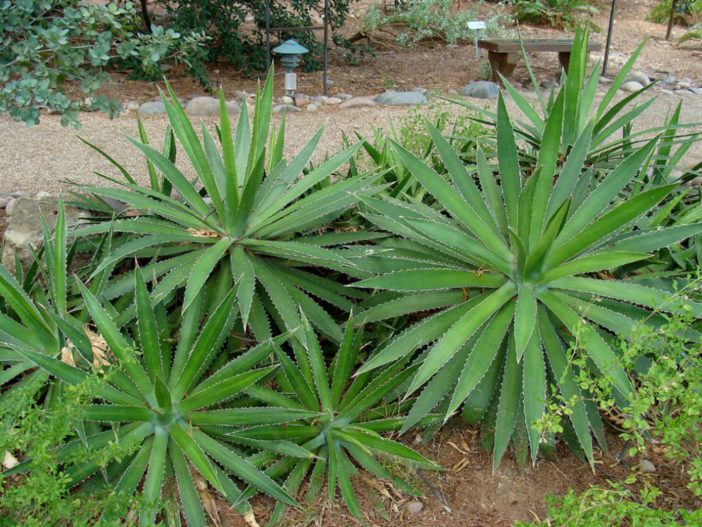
138, 101, 167, 115
1, 197, 88, 272
34, 191, 52, 200
322, 96, 342, 105
339, 96, 377, 109
540, 80, 556, 90
692, 88, 702, 95
185, 96, 239, 116
124, 101, 140, 111
621, 81, 644, 93
280, 95, 294, 105
460, 81, 499, 99
663, 75, 676, 85
675, 89, 691, 95
640, 459, 656, 473
599, 76, 612, 84
159, 63, 173, 72
677, 81, 692, 90
447, 89, 458, 95
272, 104, 302, 114
306, 104, 319, 112
406, 501, 424, 514
374, 90, 428, 106
337, 93, 353, 100
661, 89, 675, 95
624, 70, 651, 85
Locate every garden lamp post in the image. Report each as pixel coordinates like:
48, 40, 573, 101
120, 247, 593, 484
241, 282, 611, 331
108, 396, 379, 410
272, 39, 309, 98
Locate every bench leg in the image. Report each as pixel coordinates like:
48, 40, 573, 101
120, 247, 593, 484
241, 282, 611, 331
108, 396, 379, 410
488, 51, 518, 83
558, 51, 589, 74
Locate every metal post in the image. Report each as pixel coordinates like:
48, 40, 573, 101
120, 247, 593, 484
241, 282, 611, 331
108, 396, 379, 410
266, 0, 271, 71
602, 0, 617, 77
323, 0, 329, 95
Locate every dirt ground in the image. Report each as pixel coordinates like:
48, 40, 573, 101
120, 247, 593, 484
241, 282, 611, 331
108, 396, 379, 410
1, 0, 701, 525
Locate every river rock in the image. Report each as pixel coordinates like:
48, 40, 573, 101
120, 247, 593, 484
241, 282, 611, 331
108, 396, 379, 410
460, 81, 499, 99
621, 81, 644, 93
273, 104, 302, 114
625, 70, 651, 85
323, 96, 342, 105
138, 101, 167, 115
306, 104, 319, 112
406, 501, 424, 514
186, 96, 239, 116
374, 90, 428, 106
339, 96, 377, 109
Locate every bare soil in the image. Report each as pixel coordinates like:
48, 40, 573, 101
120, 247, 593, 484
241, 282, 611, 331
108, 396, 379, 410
1, 1, 701, 525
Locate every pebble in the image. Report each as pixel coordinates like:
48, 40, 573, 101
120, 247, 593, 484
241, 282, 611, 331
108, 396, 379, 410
185, 96, 239, 116
663, 75, 676, 85
677, 81, 692, 90
322, 96, 342, 105
661, 89, 675, 95
600, 76, 612, 84
306, 104, 319, 112
406, 501, 424, 514
124, 101, 140, 111
640, 459, 656, 473
337, 93, 353, 100
447, 89, 458, 95
294, 94, 311, 106
692, 88, 702, 95
280, 95, 294, 105
34, 191, 52, 200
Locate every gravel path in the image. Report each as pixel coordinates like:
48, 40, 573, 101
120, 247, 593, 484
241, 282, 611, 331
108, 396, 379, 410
2, 89, 701, 195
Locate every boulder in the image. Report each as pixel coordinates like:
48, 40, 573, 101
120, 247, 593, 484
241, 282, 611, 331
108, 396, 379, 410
621, 81, 644, 93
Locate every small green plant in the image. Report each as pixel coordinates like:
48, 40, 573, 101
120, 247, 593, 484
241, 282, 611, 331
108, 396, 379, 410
382, 75, 397, 90
0, 372, 145, 526
512, 0, 599, 30
519, 301, 702, 526
239, 313, 438, 523
363, 0, 511, 47
648, 0, 702, 25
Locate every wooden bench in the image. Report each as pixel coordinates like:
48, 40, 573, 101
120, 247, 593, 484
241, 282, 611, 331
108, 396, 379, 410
477, 39, 603, 83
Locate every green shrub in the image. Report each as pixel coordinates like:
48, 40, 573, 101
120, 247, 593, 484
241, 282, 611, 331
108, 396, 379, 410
512, 0, 599, 30
362, 0, 512, 47
159, 0, 354, 72
0, 0, 208, 127
647, 0, 702, 25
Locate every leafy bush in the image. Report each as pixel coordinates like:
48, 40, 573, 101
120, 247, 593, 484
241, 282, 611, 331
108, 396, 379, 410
0, 0, 208, 128
362, 0, 511, 47
512, 0, 599, 30
159, 0, 354, 72
352, 32, 702, 469
647, 0, 702, 25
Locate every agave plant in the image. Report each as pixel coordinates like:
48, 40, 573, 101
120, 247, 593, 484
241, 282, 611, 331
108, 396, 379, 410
0, 198, 102, 399
74, 69, 376, 344
456, 27, 699, 177
352, 90, 702, 469
227, 312, 437, 522
5, 268, 309, 526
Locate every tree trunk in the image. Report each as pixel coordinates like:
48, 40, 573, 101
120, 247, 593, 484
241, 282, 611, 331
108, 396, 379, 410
140, 0, 152, 33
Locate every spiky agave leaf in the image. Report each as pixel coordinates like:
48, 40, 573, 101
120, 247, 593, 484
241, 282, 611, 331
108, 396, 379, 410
73, 68, 379, 345
6, 269, 301, 526
234, 312, 439, 523
354, 86, 702, 469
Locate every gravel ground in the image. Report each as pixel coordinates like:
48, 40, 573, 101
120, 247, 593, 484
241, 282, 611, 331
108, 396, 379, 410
2, 89, 702, 195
